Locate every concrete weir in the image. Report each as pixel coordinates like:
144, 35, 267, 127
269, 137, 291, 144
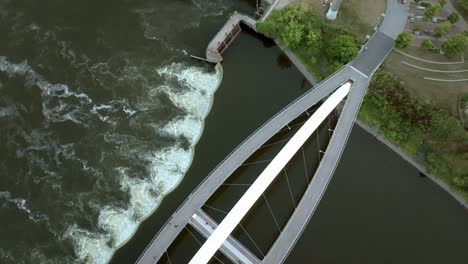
206, 12, 257, 63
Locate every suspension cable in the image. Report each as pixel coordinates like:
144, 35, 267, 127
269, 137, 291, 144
241, 159, 272, 167
165, 250, 172, 264
263, 194, 281, 233
184, 226, 226, 264
301, 146, 309, 184
221, 183, 252, 186
258, 137, 292, 149
283, 168, 296, 208
202, 204, 265, 257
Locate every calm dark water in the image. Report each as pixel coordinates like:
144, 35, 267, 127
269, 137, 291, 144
1, 1, 467, 264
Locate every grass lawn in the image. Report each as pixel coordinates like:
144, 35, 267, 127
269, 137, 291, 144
383, 49, 468, 116
359, 70, 468, 201
297, 0, 386, 40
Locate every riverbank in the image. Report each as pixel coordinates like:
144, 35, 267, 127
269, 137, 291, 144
262, 2, 468, 209
355, 119, 468, 209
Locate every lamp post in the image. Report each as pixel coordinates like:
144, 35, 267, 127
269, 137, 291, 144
326, 0, 343, 21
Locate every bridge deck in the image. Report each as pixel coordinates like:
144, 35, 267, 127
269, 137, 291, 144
189, 209, 261, 264
261, 28, 396, 263
137, 0, 404, 261
136, 65, 356, 264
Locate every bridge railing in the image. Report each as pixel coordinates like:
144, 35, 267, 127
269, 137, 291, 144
136, 63, 351, 263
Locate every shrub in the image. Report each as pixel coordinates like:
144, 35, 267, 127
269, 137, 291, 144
442, 34, 468, 56
424, 3, 441, 19
438, 0, 448, 7
420, 2, 432, 8
460, 0, 468, 11
447, 12, 460, 24
414, 22, 424, 32
421, 39, 434, 50
326, 35, 359, 64
361, 70, 468, 198
434, 21, 451, 37
396, 32, 414, 49
256, 5, 322, 50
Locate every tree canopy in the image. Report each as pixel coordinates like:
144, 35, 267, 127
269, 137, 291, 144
447, 12, 460, 24
442, 34, 468, 56
421, 39, 434, 50
460, 0, 468, 11
326, 35, 359, 64
424, 3, 441, 19
395, 32, 414, 49
256, 6, 322, 50
434, 21, 451, 37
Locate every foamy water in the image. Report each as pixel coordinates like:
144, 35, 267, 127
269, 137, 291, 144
63, 63, 223, 264
0, 55, 222, 264
0, 1, 236, 263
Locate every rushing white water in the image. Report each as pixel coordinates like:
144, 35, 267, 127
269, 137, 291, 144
0, 0, 235, 263
63, 63, 223, 264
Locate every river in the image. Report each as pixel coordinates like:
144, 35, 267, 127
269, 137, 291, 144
0, 1, 467, 264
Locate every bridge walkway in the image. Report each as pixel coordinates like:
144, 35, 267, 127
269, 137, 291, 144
261, 28, 397, 264
137, 65, 357, 264
189, 209, 261, 264
137, 0, 407, 262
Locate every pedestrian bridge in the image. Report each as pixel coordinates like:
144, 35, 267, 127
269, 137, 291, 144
136, 32, 394, 264
136, 0, 408, 262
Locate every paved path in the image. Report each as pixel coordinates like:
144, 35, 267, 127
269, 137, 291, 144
352, 31, 396, 76
189, 209, 261, 264
379, 0, 409, 39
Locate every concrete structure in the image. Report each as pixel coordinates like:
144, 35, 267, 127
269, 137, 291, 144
326, 0, 343, 21
206, 13, 256, 63
136, 1, 409, 263
189, 83, 351, 264
278, 42, 319, 85
189, 209, 261, 264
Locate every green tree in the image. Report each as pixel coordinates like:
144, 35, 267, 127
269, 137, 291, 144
438, 0, 448, 7
453, 176, 468, 188
257, 20, 280, 38
424, 3, 441, 19
395, 32, 414, 49
257, 5, 323, 51
447, 12, 460, 24
326, 35, 359, 64
434, 21, 451, 37
281, 22, 304, 49
421, 39, 434, 50
429, 110, 464, 140
414, 22, 424, 32
460, 0, 468, 11
442, 34, 468, 56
